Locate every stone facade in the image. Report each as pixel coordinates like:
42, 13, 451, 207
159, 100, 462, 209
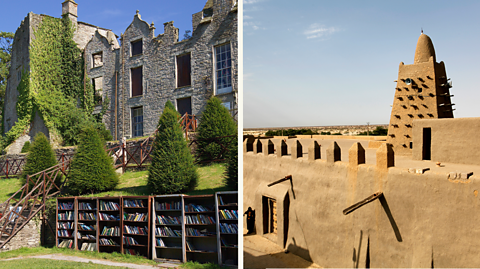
5, 0, 237, 146
387, 33, 454, 155
0, 217, 40, 252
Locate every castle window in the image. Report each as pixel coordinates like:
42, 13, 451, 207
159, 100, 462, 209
92, 52, 103, 68
131, 107, 143, 137
176, 53, 191, 88
92, 77, 103, 105
215, 43, 232, 94
131, 66, 143, 97
131, 39, 142, 56
203, 8, 213, 18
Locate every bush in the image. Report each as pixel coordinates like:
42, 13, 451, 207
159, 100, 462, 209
21, 132, 58, 188
225, 135, 238, 189
67, 124, 118, 195
21, 141, 31, 153
196, 97, 236, 162
147, 104, 198, 194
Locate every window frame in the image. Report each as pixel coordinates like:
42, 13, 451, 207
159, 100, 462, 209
130, 38, 143, 57
176, 53, 192, 88
130, 66, 143, 97
131, 106, 144, 138
92, 51, 103, 68
214, 43, 233, 95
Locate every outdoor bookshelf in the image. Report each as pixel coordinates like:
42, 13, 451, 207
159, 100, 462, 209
216, 191, 238, 266
122, 196, 151, 258
98, 197, 122, 254
56, 197, 75, 249
77, 197, 98, 252
152, 194, 185, 263
184, 195, 218, 264
55, 194, 234, 264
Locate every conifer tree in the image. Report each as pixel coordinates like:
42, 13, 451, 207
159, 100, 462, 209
164, 100, 177, 113
147, 104, 198, 194
196, 96, 236, 162
21, 132, 57, 188
225, 135, 238, 189
67, 125, 118, 195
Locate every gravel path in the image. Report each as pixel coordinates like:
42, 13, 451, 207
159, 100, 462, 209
2, 254, 179, 268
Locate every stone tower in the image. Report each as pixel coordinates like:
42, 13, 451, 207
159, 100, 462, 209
387, 33, 454, 156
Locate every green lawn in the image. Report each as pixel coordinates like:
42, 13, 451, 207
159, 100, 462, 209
80, 162, 232, 198
0, 176, 22, 203
0, 259, 122, 269
0, 247, 226, 269
0, 246, 156, 266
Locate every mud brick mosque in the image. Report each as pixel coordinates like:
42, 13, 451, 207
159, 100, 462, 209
4, 0, 237, 149
244, 32, 480, 267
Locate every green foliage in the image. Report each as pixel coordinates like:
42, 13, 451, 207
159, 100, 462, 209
21, 132, 58, 188
148, 104, 198, 194
225, 135, 238, 189
0, 31, 13, 115
358, 126, 388, 136
21, 141, 31, 153
164, 100, 177, 112
67, 125, 118, 195
265, 128, 319, 136
320, 131, 331, 135
196, 97, 237, 162
2, 15, 107, 150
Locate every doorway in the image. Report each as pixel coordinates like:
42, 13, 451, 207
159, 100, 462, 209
422, 128, 431, 160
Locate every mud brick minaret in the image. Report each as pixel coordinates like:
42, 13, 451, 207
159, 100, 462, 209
387, 33, 454, 156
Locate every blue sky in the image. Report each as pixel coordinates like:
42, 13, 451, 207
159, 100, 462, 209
243, 0, 480, 128
1, 1, 207, 42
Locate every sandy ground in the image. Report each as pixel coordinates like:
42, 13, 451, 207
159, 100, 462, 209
243, 229, 321, 268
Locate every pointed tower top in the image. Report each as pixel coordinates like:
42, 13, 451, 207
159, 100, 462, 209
414, 33, 436, 64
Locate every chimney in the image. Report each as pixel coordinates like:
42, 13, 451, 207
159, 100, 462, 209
62, 0, 78, 26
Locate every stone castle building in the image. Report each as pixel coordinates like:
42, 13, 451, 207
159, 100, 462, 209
4, 0, 237, 145
387, 33, 453, 156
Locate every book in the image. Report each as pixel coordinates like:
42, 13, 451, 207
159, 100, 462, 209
100, 201, 120, 211
123, 225, 148, 235
155, 201, 181, 211
123, 199, 145, 208
58, 202, 74, 210
123, 212, 147, 222
78, 202, 95, 210
101, 226, 120, 236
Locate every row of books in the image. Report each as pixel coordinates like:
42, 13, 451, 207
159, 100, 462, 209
156, 238, 166, 247
78, 202, 95, 210
57, 222, 73, 230
77, 232, 96, 240
58, 202, 74, 210
124, 199, 145, 208
219, 223, 238, 234
155, 227, 182, 237
155, 201, 181, 211
185, 203, 213, 213
99, 213, 120, 221
124, 225, 148, 235
78, 223, 95, 231
185, 214, 216, 225
80, 242, 96, 251
79, 212, 96, 221
219, 209, 238, 220
124, 213, 147, 222
99, 238, 119, 246
186, 228, 213, 237
58, 239, 74, 248
218, 196, 237, 206
100, 201, 120, 211
123, 236, 140, 246
58, 212, 73, 220
101, 226, 120, 236
156, 215, 181, 225
58, 230, 73, 237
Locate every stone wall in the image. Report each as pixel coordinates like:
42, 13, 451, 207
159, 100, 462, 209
0, 217, 40, 252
